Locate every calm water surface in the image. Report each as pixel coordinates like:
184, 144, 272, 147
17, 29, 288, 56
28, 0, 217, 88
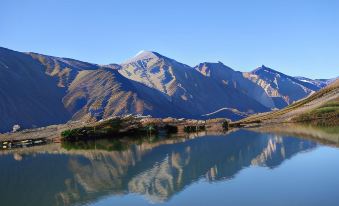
0, 129, 338, 206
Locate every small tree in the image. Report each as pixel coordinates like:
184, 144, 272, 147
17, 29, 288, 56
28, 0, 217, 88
222, 121, 229, 130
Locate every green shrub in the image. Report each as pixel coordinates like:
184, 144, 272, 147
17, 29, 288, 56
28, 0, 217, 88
164, 124, 178, 133
222, 121, 229, 130
184, 125, 205, 133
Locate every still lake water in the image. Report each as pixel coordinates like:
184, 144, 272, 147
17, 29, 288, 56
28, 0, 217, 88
0, 129, 338, 206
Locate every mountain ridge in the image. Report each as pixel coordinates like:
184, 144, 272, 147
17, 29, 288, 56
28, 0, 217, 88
0, 46, 334, 132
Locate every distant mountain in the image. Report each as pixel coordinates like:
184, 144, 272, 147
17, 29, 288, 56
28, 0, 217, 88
195, 62, 276, 109
294, 76, 329, 88
0, 47, 331, 132
236, 78, 339, 126
245, 65, 323, 108
323, 77, 339, 85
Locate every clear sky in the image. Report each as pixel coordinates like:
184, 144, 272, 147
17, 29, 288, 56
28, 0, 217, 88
1, 0, 338, 79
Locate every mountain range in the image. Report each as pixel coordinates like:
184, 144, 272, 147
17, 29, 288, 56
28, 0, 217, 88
0, 47, 334, 132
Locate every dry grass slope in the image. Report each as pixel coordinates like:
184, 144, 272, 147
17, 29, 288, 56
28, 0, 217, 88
234, 79, 339, 126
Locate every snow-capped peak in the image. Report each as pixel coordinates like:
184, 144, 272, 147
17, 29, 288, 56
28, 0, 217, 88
251, 65, 276, 74
122, 50, 162, 64
135, 50, 147, 56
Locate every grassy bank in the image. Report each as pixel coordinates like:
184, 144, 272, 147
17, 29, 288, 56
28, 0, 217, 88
60, 117, 230, 142
232, 80, 339, 127
61, 118, 165, 141
293, 98, 339, 126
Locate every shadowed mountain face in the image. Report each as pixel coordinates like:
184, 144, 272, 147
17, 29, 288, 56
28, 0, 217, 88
195, 62, 277, 109
0, 130, 317, 206
0, 47, 71, 132
0, 47, 329, 132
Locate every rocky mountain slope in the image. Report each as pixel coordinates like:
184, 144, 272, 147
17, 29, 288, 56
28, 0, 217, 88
0, 47, 330, 132
63, 68, 184, 121
118, 51, 268, 118
245, 65, 323, 108
195, 62, 276, 108
235, 79, 339, 126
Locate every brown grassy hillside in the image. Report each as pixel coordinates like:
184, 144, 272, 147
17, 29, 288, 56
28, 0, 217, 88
234, 79, 339, 126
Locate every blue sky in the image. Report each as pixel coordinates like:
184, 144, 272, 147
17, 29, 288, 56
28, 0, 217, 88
1, 0, 338, 79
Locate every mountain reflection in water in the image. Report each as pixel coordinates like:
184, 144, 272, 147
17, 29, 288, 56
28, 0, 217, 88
0, 130, 319, 206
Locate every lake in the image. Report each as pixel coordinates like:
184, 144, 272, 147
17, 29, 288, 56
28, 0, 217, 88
0, 128, 338, 206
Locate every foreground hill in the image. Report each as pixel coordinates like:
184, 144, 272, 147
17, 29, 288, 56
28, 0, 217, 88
0, 47, 331, 132
234, 79, 339, 126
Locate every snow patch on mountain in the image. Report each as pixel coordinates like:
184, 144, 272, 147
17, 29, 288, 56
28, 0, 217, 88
0, 60, 9, 69
122, 51, 162, 65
